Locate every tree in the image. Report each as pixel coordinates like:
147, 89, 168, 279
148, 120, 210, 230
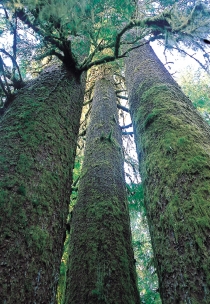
0, 65, 85, 303
65, 76, 141, 304
0, 1, 210, 302
125, 42, 210, 303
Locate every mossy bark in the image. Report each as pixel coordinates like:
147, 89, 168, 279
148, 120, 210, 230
0, 65, 85, 303
65, 78, 141, 304
125, 43, 210, 304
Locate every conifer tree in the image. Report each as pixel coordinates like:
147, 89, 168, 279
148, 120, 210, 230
0, 65, 85, 303
65, 75, 141, 304
125, 42, 210, 304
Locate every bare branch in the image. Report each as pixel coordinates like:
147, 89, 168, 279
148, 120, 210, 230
117, 95, 128, 100
117, 104, 130, 113
0, 77, 9, 97
122, 131, 134, 135
0, 49, 23, 82
83, 98, 93, 106
172, 46, 208, 72
120, 123, 132, 129
0, 55, 11, 95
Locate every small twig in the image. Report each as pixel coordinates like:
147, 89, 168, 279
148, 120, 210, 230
172, 46, 207, 71
164, 61, 174, 65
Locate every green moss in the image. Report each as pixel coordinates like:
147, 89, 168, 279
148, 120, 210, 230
0, 67, 85, 303
17, 185, 26, 196
132, 78, 210, 302
144, 109, 161, 128
65, 78, 140, 304
26, 226, 51, 253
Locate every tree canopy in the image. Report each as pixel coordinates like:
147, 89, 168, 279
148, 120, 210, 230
0, 0, 209, 98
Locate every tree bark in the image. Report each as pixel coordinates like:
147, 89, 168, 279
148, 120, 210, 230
125, 43, 210, 304
0, 65, 85, 303
65, 77, 141, 304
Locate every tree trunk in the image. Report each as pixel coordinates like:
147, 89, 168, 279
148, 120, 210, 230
0, 65, 85, 303
65, 77, 141, 304
125, 43, 210, 304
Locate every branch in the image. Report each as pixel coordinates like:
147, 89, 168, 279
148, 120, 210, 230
116, 89, 127, 93
117, 104, 130, 113
12, 13, 17, 62
79, 55, 119, 72
83, 98, 93, 106
0, 49, 23, 82
0, 77, 9, 97
204, 39, 210, 44
79, 129, 86, 137
80, 38, 104, 69
116, 94, 128, 100
72, 175, 80, 188
120, 123, 132, 129
79, 41, 149, 72
0, 56, 11, 96
122, 131, 134, 135
78, 10, 171, 72
172, 46, 208, 71
34, 49, 64, 62
172, 3, 207, 32
16, 9, 63, 50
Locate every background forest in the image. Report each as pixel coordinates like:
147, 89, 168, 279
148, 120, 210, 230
0, 0, 210, 303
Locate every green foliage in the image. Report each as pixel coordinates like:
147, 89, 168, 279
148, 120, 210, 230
177, 67, 210, 124
56, 154, 82, 303
128, 183, 162, 304
56, 233, 70, 304
9, 0, 135, 61
70, 154, 83, 205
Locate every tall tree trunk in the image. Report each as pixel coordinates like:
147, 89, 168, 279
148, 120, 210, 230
65, 77, 141, 304
125, 43, 210, 304
0, 65, 85, 303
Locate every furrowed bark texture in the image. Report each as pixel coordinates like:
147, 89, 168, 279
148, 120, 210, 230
0, 65, 85, 303
65, 78, 141, 304
125, 43, 210, 304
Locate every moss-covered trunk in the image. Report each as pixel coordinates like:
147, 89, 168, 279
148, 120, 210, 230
65, 77, 141, 304
0, 65, 85, 303
125, 43, 210, 304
